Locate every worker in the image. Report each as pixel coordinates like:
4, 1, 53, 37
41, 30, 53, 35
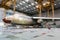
45, 21, 51, 30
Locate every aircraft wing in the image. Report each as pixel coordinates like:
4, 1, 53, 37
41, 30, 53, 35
32, 17, 60, 19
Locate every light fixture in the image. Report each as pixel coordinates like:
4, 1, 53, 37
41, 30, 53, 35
25, 10, 28, 11
19, 3, 22, 5
16, 4, 20, 7
15, 6, 17, 7
31, 3, 35, 5
35, 2, 38, 4
17, 4, 20, 6
43, 3, 46, 6
29, 5, 31, 6
26, 6, 28, 8
43, 2, 50, 8
33, 7, 35, 9
36, 5, 39, 8
25, 0, 29, 2
54, 4, 56, 5
22, 1, 25, 3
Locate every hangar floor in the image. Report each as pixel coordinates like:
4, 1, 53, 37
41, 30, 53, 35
0, 22, 60, 40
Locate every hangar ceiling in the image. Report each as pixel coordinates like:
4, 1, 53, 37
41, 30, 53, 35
0, 0, 60, 15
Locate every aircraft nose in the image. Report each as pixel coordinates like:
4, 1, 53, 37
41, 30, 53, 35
2, 18, 11, 23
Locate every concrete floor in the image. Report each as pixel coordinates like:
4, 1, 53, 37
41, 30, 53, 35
0, 28, 60, 40
0, 22, 60, 40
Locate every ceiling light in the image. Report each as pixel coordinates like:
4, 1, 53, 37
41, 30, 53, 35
54, 4, 56, 5
22, 1, 25, 3
19, 3, 22, 5
29, 5, 31, 6
35, 2, 38, 4
26, 6, 28, 8
15, 6, 17, 7
16, 4, 20, 7
31, 3, 35, 5
25, 10, 28, 11
23, 7, 26, 9
36, 5, 39, 8
25, 0, 29, 2
33, 7, 35, 9
43, 3, 46, 6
